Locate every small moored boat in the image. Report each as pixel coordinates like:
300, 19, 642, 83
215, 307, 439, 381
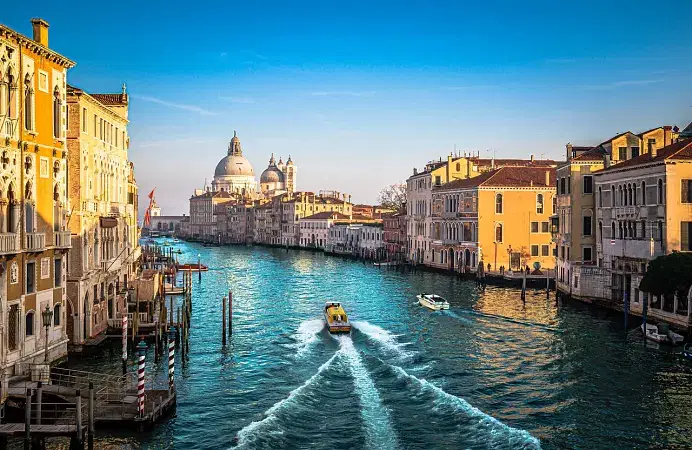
176, 263, 208, 272
682, 344, 692, 360
172, 238, 180, 243
641, 323, 669, 343
323, 302, 351, 334
417, 293, 450, 311
668, 329, 685, 345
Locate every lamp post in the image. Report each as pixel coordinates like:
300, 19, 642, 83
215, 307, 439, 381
41, 305, 53, 363
506, 245, 512, 272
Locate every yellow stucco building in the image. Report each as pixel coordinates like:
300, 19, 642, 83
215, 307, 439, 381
0, 19, 75, 374
432, 166, 557, 272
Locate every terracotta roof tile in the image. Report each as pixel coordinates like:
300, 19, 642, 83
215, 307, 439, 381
595, 139, 692, 173
470, 158, 558, 168
91, 93, 127, 105
572, 148, 606, 161
437, 166, 555, 190
302, 211, 350, 220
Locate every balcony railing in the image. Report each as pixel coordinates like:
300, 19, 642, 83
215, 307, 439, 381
0, 233, 20, 255
600, 238, 664, 259
54, 231, 72, 248
24, 233, 46, 252
101, 257, 122, 273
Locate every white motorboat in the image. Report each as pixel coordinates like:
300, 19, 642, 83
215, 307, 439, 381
642, 323, 669, 343
417, 294, 450, 311
668, 329, 685, 345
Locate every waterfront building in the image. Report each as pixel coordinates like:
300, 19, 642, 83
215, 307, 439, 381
277, 191, 352, 247
357, 223, 385, 260
431, 166, 557, 272
298, 211, 350, 249
0, 19, 75, 371
594, 126, 692, 328
222, 202, 254, 244
383, 212, 407, 262
147, 214, 186, 235
406, 153, 558, 265
188, 190, 234, 241
554, 127, 677, 302
327, 223, 362, 255
253, 201, 275, 245
65, 83, 139, 347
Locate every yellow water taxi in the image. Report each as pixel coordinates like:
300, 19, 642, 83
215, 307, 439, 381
323, 302, 352, 334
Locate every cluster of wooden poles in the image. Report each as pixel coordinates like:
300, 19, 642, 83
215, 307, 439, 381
222, 290, 233, 345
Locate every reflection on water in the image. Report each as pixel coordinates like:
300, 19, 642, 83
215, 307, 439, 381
29, 243, 692, 449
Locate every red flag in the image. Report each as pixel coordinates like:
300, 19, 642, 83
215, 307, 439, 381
148, 188, 156, 200
143, 207, 151, 227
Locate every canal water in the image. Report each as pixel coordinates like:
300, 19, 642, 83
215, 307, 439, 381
68, 241, 692, 449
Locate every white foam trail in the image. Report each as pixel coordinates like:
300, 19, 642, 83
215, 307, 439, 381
442, 310, 474, 325
389, 363, 541, 449
352, 321, 413, 359
293, 319, 325, 357
234, 351, 340, 448
339, 336, 398, 450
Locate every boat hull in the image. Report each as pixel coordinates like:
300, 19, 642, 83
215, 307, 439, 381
417, 295, 449, 311
323, 313, 351, 333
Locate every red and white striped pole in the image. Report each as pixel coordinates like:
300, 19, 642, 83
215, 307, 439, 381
168, 328, 175, 392
136, 339, 147, 417
122, 315, 128, 375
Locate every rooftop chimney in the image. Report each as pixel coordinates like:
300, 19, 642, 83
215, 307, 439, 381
30, 18, 49, 47
649, 141, 657, 160
566, 143, 573, 161
604, 155, 611, 168
545, 170, 550, 186
530, 154, 535, 163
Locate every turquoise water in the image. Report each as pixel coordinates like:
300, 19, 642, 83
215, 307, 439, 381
70, 241, 692, 449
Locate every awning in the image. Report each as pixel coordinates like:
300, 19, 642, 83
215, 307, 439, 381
100, 217, 118, 228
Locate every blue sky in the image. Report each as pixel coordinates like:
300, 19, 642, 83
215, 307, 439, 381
5, 0, 692, 214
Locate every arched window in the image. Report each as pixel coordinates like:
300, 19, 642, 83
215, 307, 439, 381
495, 223, 503, 243
5, 68, 17, 119
536, 194, 544, 214
25, 311, 34, 336
641, 181, 647, 205
628, 184, 633, 205
598, 187, 602, 207
657, 179, 663, 204
618, 222, 623, 239
495, 193, 503, 214
24, 74, 33, 131
598, 221, 603, 240
53, 87, 61, 138
456, 162, 460, 172
611, 185, 616, 207
619, 185, 623, 206
611, 221, 615, 238
53, 304, 61, 326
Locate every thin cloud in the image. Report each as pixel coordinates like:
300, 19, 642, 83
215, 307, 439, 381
310, 90, 376, 97
133, 95, 217, 116
219, 96, 256, 104
582, 79, 664, 90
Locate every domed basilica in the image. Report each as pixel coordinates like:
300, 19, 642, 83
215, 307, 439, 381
210, 132, 297, 199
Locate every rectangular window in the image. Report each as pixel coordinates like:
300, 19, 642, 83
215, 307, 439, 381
54, 258, 62, 287
434, 176, 441, 186
93, 115, 97, 137
65, 104, 70, 130
618, 147, 627, 160
583, 246, 593, 262
82, 108, 87, 132
115, 127, 119, 147
26, 262, 35, 294
682, 221, 692, 251
531, 221, 539, 233
682, 180, 692, 203
541, 221, 549, 233
560, 178, 566, 195
531, 245, 539, 257
634, 288, 640, 303
583, 176, 593, 194
583, 216, 592, 236
541, 244, 550, 256
648, 138, 656, 152
631, 147, 640, 158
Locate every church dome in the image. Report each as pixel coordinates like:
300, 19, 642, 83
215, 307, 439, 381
215, 154, 254, 177
260, 153, 285, 183
214, 131, 255, 177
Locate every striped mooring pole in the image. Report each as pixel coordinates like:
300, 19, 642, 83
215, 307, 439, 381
168, 328, 175, 392
122, 315, 128, 375
137, 339, 147, 417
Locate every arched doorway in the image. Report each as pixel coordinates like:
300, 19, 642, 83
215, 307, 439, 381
464, 249, 471, 272
448, 248, 455, 271
107, 283, 115, 319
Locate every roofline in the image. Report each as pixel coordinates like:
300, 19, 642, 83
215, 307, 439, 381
67, 85, 129, 124
0, 24, 76, 68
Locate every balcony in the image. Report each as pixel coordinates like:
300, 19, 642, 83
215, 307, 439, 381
0, 233, 20, 255
109, 202, 124, 217
600, 238, 664, 260
82, 200, 97, 213
24, 233, 46, 252
614, 206, 637, 218
102, 257, 122, 273
54, 231, 72, 249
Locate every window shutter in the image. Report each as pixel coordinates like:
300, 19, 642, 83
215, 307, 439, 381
682, 222, 690, 251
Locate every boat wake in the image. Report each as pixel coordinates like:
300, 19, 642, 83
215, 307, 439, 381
338, 336, 398, 450
441, 310, 474, 325
352, 321, 414, 360
292, 319, 325, 357
387, 362, 541, 449
234, 351, 340, 448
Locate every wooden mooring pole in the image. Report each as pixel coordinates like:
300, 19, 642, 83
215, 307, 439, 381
24, 388, 30, 450
74, 390, 83, 449
228, 290, 233, 335
222, 296, 227, 346
88, 383, 95, 450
